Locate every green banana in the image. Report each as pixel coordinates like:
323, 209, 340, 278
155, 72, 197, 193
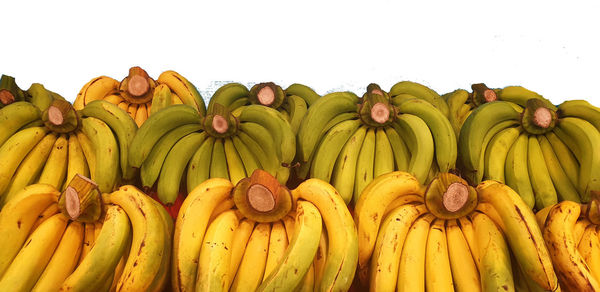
558, 100, 600, 131
186, 136, 215, 192
26, 83, 54, 112
389, 81, 449, 117
537, 135, 581, 202
310, 119, 361, 182
150, 84, 172, 115
498, 86, 556, 111
80, 117, 120, 193
285, 83, 320, 106
207, 83, 249, 113
527, 135, 558, 209
392, 114, 434, 184
283, 94, 308, 134
210, 139, 229, 180
505, 133, 535, 208
373, 127, 394, 178
353, 128, 376, 204
472, 120, 519, 184
0, 101, 42, 147
445, 89, 471, 137
331, 126, 368, 204
483, 126, 521, 182
384, 126, 410, 172
231, 135, 261, 178
545, 131, 579, 187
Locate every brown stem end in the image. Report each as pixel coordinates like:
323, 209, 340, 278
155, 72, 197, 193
212, 114, 229, 134
370, 102, 390, 124
442, 182, 469, 212
257, 86, 275, 106
533, 107, 552, 129
0, 90, 15, 105
48, 105, 65, 126
127, 75, 150, 97
246, 169, 280, 213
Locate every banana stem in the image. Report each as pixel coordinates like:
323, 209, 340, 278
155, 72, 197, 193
257, 86, 275, 106
249, 82, 285, 109
212, 114, 229, 134
0, 74, 21, 105
59, 174, 102, 222
471, 83, 497, 105
533, 107, 552, 128
246, 170, 280, 213
443, 182, 469, 212
43, 99, 80, 133
126, 66, 150, 97
47, 106, 65, 125
370, 102, 390, 124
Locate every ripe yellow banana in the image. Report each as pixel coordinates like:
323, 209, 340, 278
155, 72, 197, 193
527, 135, 558, 209
230, 223, 271, 292
0, 184, 58, 276
263, 221, 289, 281
0, 213, 68, 292
37, 134, 69, 190
73, 76, 119, 110
196, 210, 239, 292
147, 197, 174, 292
457, 216, 480, 270
545, 131, 579, 187
369, 203, 427, 291
78, 222, 96, 265
173, 178, 233, 292
425, 219, 454, 292
31, 202, 59, 231
313, 229, 328, 291
446, 219, 481, 292
577, 225, 600, 282
157, 70, 206, 116
65, 134, 89, 189
31, 221, 84, 292
60, 205, 131, 292
397, 214, 434, 292
229, 218, 256, 286
75, 131, 96, 177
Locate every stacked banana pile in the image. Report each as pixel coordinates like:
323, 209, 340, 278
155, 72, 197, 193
354, 171, 558, 291
458, 87, 600, 210
297, 83, 456, 204
73, 67, 205, 126
0, 98, 136, 207
173, 170, 357, 292
131, 89, 297, 205
537, 197, 600, 291
0, 176, 172, 292
208, 82, 320, 134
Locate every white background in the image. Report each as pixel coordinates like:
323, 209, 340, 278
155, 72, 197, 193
1, 0, 599, 105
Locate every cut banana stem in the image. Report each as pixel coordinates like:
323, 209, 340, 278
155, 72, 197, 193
534, 107, 553, 128
258, 86, 275, 106
127, 74, 149, 97
443, 183, 469, 212
370, 102, 390, 124
424, 173, 477, 219
0, 90, 14, 104
212, 114, 229, 134
247, 170, 280, 213
47, 106, 64, 125
58, 174, 101, 223
471, 83, 497, 105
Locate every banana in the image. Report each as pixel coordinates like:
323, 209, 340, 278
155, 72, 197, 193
297, 92, 359, 162
196, 210, 239, 292
538, 135, 581, 202
483, 126, 521, 182
26, 83, 54, 112
558, 99, 600, 130
392, 114, 434, 184
285, 83, 320, 106
313, 229, 328, 291
150, 84, 172, 115
477, 180, 558, 290
207, 83, 249, 113
528, 135, 559, 209
66, 134, 89, 189
157, 70, 206, 116
384, 126, 410, 171
223, 137, 247, 185
293, 179, 358, 292
2, 133, 57, 205
230, 223, 271, 292
229, 219, 256, 285
545, 131, 579, 188
32, 221, 84, 292
173, 178, 233, 292
80, 117, 119, 193
294, 263, 314, 292
389, 80, 449, 117
78, 223, 96, 265
210, 139, 230, 180
74, 131, 96, 178
397, 214, 434, 292
134, 103, 148, 126
353, 128, 376, 203
129, 104, 203, 167
140, 123, 202, 188
504, 132, 536, 208
284, 94, 308, 134
331, 125, 367, 204
470, 119, 519, 184
396, 98, 456, 172
263, 221, 288, 282
231, 135, 261, 177
471, 212, 514, 292
446, 219, 481, 292
354, 171, 422, 274
238, 123, 280, 178
60, 205, 131, 292
0, 126, 48, 195
0, 213, 66, 292
574, 218, 592, 247
79, 100, 139, 181
373, 127, 395, 178
117, 101, 129, 111
578, 225, 600, 281
126, 104, 138, 123
0, 101, 41, 146
424, 219, 454, 292
0, 184, 58, 276
105, 186, 166, 292
310, 118, 361, 182
258, 201, 322, 292
458, 101, 520, 183
186, 136, 215, 192
457, 216, 480, 270
157, 132, 207, 204
73, 76, 119, 110
556, 117, 600, 202
445, 89, 470, 137
103, 93, 124, 105
37, 134, 69, 189
543, 201, 600, 290
31, 203, 59, 231
369, 203, 427, 291
498, 85, 556, 110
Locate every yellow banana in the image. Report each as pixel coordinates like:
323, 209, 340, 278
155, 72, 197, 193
538, 135, 581, 202
353, 128, 375, 203
103, 93, 124, 105
373, 127, 395, 178
446, 219, 481, 292
32, 221, 84, 292
313, 229, 328, 291
504, 132, 535, 208
263, 221, 289, 281
397, 213, 434, 292
173, 178, 233, 292
150, 84, 172, 115
425, 219, 454, 292
157, 70, 206, 116
75, 131, 96, 177
574, 218, 592, 245
457, 216, 480, 270
78, 222, 96, 265
73, 76, 119, 110
37, 134, 69, 190
578, 225, 600, 281
229, 218, 256, 286
147, 197, 174, 292
528, 135, 558, 209
230, 223, 271, 292
134, 103, 148, 127
31, 202, 59, 231
471, 212, 514, 292
545, 131, 579, 187
196, 210, 239, 292
65, 134, 89, 190
0, 184, 58, 276
0, 213, 68, 292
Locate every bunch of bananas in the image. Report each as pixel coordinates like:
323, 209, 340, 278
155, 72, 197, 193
172, 170, 357, 292
207, 82, 320, 134
131, 93, 296, 205
537, 197, 600, 291
0, 177, 172, 292
73, 67, 206, 126
389, 81, 450, 118
297, 83, 456, 204
354, 171, 558, 291
458, 88, 600, 210
0, 98, 136, 207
